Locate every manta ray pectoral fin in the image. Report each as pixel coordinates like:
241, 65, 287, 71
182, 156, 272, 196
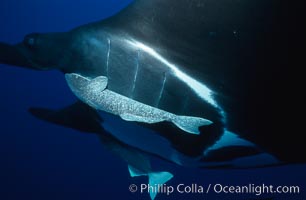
28, 101, 103, 133
171, 116, 213, 135
119, 113, 163, 124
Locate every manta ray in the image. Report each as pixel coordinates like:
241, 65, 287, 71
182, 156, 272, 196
0, 0, 301, 199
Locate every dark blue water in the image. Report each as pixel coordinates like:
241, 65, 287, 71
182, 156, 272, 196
0, 1, 305, 200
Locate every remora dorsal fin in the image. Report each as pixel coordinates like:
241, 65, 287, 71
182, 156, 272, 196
65, 73, 108, 108
65, 73, 108, 93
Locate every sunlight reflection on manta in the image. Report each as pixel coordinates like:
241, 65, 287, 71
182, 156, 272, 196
128, 39, 220, 109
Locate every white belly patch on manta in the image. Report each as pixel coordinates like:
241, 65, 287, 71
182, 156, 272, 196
65, 73, 212, 135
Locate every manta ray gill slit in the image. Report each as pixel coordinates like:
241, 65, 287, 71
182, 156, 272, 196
156, 73, 167, 107
131, 49, 140, 96
106, 38, 111, 77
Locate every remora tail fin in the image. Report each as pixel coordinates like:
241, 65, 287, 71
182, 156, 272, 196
172, 115, 212, 135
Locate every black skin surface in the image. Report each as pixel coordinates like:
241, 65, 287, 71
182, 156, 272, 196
0, 0, 303, 164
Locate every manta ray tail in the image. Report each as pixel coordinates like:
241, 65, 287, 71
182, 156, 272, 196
148, 171, 173, 200
128, 165, 173, 200
172, 116, 213, 135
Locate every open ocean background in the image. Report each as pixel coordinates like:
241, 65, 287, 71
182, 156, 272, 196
0, 1, 305, 199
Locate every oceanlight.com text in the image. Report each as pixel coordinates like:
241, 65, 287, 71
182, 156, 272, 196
129, 183, 300, 196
